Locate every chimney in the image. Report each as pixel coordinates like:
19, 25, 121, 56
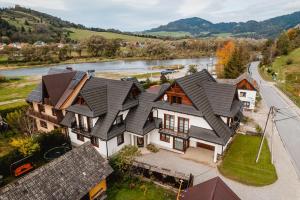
87, 70, 95, 79
66, 67, 73, 71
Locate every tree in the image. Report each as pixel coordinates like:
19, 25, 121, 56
160, 74, 169, 84
216, 41, 235, 78
187, 64, 198, 75
86, 35, 107, 57
10, 137, 40, 157
276, 32, 290, 55
5, 109, 35, 136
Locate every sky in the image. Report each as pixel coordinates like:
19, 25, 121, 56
0, 0, 300, 31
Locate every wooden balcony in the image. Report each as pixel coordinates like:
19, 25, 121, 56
159, 127, 189, 139
27, 109, 59, 125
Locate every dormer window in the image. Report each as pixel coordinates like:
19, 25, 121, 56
148, 112, 154, 122
115, 115, 123, 125
171, 96, 182, 104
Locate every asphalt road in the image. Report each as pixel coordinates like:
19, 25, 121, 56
250, 61, 300, 177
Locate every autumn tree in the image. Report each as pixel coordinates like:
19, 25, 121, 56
276, 32, 290, 55
86, 35, 107, 57
216, 41, 235, 78
10, 137, 40, 157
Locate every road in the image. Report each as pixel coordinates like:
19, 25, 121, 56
250, 61, 300, 177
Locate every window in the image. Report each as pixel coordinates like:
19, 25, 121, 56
40, 120, 47, 128
160, 133, 170, 143
174, 137, 184, 151
38, 104, 45, 113
115, 115, 123, 125
178, 117, 189, 133
52, 108, 57, 116
78, 115, 85, 130
91, 136, 99, 147
87, 117, 93, 132
239, 92, 246, 97
77, 134, 84, 142
164, 114, 174, 130
171, 96, 182, 104
242, 101, 250, 108
117, 133, 124, 146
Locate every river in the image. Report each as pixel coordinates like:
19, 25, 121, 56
0, 57, 215, 77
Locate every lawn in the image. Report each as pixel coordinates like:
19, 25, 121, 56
68, 28, 158, 42
0, 77, 37, 103
218, 134, 277, 186
107, 178, 175, 200
146, 31, 192, 38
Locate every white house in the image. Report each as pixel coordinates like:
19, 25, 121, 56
61, 71, 243, 162
218, 72, 258, 110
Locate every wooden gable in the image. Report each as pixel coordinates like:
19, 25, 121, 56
236, 79, 256, 91
161, 83, 193, 106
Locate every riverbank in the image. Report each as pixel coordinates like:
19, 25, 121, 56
0, 53, 210, 70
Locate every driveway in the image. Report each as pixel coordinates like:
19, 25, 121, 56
250, 61, 300, 177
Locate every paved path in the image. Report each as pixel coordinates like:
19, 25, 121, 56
250, 61, 300, 177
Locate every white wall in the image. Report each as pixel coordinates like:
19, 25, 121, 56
69, 128, 86, 146
238, 89, 256, 110
155, 109, 212, 130
106, 132, 131, 156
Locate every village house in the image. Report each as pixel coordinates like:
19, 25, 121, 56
61, 69, 242, 162
27, 68, 88, 132
218, 72, 258, 110
0, 143, 113, 200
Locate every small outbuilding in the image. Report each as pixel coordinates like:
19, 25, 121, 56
0, 142, 113, 200
179, 177, 240, 200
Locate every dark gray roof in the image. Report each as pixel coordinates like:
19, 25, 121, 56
67, 104, 94, 117
125, 92, 157, 135
60, 111, 75, 127
0, 143, 113, 200
153, 101, 203, 117
189, 126, 225, 145
27, 69, 86, 107
217, 72, 258, 90
175, 70, 233, 145
203, 82, 237, 117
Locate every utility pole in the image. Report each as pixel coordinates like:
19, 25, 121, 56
176, 179, 184, 200
256, 106, 273, 163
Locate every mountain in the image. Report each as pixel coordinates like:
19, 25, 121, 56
146, 11, 300, 38
0, 5, 157, 43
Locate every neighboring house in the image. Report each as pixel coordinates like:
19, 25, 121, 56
179, 177, 240, 200
62, 70, 242, 162
218, 72, 258, 110
27, 68, 88, 132
0, 143, 113, 200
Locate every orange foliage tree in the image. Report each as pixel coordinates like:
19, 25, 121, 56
216, 41, 235, 78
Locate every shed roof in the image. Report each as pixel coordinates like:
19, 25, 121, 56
0, 143, 113, 200
180, 177, 240, 200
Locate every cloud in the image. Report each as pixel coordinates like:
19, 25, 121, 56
0, 0, 299, 31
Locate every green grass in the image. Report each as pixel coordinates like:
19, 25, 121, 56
0, 77, 37, 103
107, 178, 175, 200
146, 31, 192, 38
260, 48, 300, 107
68, 28, 157, 42
218, 134, 277, 186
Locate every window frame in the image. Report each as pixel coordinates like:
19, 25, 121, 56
40, 120, 47, 128
91, 136, 99, 147
117, 133, 124, 146
38, 104, 45, 113
239, 92, 247, 97
160, 133, 170, 143
115, 115, 124, 126
178, 117, 189, 134
77, 134, 84, 142
164, 114, 174, 130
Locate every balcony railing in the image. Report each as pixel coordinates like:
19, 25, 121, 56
27, 109, 59, 125
71, 127, 91, 138
159, 127, 189, 139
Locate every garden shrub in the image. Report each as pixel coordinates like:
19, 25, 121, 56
146, 144, 159, 153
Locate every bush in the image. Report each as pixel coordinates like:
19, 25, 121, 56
10, 137, 40, 157
0, 75, 6, 83
286, 58, 293, 65
146, 144, 159, 153
109, 145, 141, 173
255, 124, 263, 134
36, 129, 69, 153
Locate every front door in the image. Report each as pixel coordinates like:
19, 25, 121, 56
173, 137, 185, 151
137, 137, 144, 147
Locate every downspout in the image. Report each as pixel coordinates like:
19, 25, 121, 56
106, 140, 109, 158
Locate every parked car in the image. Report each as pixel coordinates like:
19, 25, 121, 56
161, 69, 175, 75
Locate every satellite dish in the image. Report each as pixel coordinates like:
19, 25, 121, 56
163, 94, 168, 101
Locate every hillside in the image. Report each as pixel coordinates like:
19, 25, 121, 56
0, 6, 155, 43
146, 11, 300, 38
